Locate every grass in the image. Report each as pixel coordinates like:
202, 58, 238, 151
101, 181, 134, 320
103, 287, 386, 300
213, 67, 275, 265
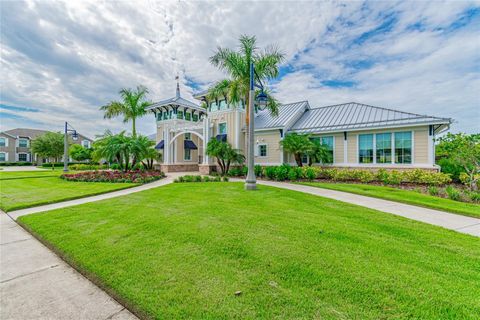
19, 182, 480, 319
298, 181, 480, 218
0, 173, 137, 211
0, 169, 68, 180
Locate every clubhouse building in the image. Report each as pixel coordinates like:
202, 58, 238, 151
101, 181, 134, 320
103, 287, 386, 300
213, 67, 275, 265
148, 82, 452, 173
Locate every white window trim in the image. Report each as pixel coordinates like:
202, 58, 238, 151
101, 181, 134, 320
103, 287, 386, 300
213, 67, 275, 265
356, 130, 414, 165
82, 140, 91, 148
0, 152, 7, 162
0, 137, 7, 147
18, 138, 29, 148
257, 143, 268, 158
17, 152, 29, 162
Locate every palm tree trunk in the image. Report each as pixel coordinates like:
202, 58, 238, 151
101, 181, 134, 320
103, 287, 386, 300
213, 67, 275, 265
132, 118, 136, 137
295, 153, 303, 167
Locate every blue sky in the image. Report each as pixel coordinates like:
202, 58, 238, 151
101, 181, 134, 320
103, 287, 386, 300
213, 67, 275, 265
1, 0, 479, 136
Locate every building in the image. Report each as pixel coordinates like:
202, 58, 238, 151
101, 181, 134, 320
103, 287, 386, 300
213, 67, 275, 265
0, 128, 93, 164
148, 82, 452, 173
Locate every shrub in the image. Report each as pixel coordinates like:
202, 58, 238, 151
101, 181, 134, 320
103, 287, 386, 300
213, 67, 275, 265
194, 175, 202, 182
467, 191, 480, 202
227, 167, 241, 177
42, 162, 74, 168
274, 164, 290, 181
428, 186, 439, 196
358, 170, 375, 183
445, 186, 461, 201
265, 166, 276, 180
61, 170, 165, 183
254, 165, 263, 177
386, 170, 402, 185
110, 163, 121, 170
69, 164, 108, 171
202, 176, 211, 182
222, 176, 229, 182
304, 167, 317, 181
214, 175, 222, 182
0, 162, 33, 166
376, 169, 389, 184
241, 165, 248, 176
183, 175, 194, 182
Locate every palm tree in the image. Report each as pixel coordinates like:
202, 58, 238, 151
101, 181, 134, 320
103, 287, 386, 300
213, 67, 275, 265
206, 139, 245, 175
307, 139, 333, 166
100, 85, 152, 137
280, 133, 313, 167
208, 34, 285, 133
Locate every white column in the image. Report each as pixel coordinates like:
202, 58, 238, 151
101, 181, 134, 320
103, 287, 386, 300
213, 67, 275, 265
343, 132, 348, 164
164, 126, 170, 164
428, 125, 434, 166
203, 117, 210, 165
235, 110, 240, 149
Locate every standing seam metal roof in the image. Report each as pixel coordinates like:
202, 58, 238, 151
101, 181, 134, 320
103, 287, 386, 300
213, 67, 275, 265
290, 102, 451, 133
254, 101, 309, 130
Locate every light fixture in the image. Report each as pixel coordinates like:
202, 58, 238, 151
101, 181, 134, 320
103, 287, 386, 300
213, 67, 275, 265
256, 90, 268, 109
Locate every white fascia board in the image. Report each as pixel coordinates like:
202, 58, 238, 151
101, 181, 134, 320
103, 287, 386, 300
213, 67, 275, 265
288, 120, 451, 135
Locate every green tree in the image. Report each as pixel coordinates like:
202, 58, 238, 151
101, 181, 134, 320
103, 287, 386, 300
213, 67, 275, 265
206, 139, 245, 175
437, 133, 480, 189
93, 131, 131, 171
307, 139, 333, 166
208, 34, 285, 132
100, 85, 152, 137
280, 133, 313, 167
31, 132, 64, 170
69, 144, 92, 162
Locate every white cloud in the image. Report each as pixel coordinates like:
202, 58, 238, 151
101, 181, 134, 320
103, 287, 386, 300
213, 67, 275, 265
0, 0, 478, 136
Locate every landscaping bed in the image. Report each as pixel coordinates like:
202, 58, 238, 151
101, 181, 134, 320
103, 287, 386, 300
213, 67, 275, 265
18, 183, 480, 319
61, 170, 165, 183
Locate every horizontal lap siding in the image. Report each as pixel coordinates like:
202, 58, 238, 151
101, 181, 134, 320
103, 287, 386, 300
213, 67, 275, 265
414, 128, 429, 164
255, 131, 282, 164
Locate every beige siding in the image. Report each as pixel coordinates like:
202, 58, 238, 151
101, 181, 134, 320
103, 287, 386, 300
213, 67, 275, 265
347, 133, 357, 163
174, 133, 200, 164
209, 110, 238, 147
333, 133, 343, 163
254, 130, 282, 164
344, 125, 430, 165
414, 128, 429, 164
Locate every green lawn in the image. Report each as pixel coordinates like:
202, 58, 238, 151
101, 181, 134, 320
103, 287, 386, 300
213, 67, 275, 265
19, 183, 480, 319
0, 169, 67, 180
0, 174, 137, 211
298, 182, 480, 218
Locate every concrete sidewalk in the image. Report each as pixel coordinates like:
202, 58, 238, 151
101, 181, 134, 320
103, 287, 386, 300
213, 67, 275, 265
0, 213, 138, 320
248, 179, 480, 237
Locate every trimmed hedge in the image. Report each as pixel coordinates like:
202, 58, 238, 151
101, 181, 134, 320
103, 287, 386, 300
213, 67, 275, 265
69, 164, 109, 171
41, 162, 75, 168
228, 165, 452, 186
0, 162, 33, 166
61, 170, 165, 183
174, 175, 229, 183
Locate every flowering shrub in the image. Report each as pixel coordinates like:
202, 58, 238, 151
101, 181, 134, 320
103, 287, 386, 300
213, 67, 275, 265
60, 170, 165, 183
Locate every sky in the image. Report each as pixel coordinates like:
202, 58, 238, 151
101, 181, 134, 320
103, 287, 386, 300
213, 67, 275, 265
1, 0, 479, 138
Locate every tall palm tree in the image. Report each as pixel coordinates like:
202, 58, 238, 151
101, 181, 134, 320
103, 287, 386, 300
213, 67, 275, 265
208, 34, 285, 128
280, 133, 313, 167
100, 85, 152, 137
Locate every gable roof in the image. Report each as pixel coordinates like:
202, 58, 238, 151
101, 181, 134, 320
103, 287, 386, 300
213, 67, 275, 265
2, 128, 93, 141
254, 101, 309, 130
290, 102, 452, 134
3, 128, 50, 139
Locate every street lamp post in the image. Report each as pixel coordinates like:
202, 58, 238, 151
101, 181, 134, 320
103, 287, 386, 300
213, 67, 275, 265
63, 121, 78, 172
245, 62, 268, 190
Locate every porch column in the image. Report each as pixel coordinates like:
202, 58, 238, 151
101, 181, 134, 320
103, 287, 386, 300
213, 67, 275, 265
428, 125, 435, 166
203, 116, 210, 165
164, 126, 170, 164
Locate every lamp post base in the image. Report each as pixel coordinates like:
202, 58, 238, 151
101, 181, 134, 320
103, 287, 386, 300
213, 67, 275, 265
244, 181, 257, 190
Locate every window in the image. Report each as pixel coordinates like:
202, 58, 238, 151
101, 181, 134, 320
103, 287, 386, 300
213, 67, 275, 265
376, 133, 392, 163
18, 153, 27, 162
185, 112, 191, 121
184, 133, 191, 140
192, 114, 199, 122
19, 139, 28, 148
358, 134, 374, 163
177, 110, 183, 119
164, 111, 169, 120
395, 131, 412, 164
320, 136, 334, 163
301, 153, 308, 164
82, 140, 90, 148
218, 122, 227, 135
210, 101, 218, 112
157, 113, 162, 121
184, 148, 191, 161
258, 144, 267, 157
0, 138, 5, 147
0, 153, 5, 161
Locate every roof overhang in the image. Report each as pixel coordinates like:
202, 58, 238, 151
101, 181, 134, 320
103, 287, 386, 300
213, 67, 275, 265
289, 120, 452, 135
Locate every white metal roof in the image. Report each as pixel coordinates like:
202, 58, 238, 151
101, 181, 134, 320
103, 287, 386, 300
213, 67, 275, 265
290, 102, 452, 133
254, 101, 309, 130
